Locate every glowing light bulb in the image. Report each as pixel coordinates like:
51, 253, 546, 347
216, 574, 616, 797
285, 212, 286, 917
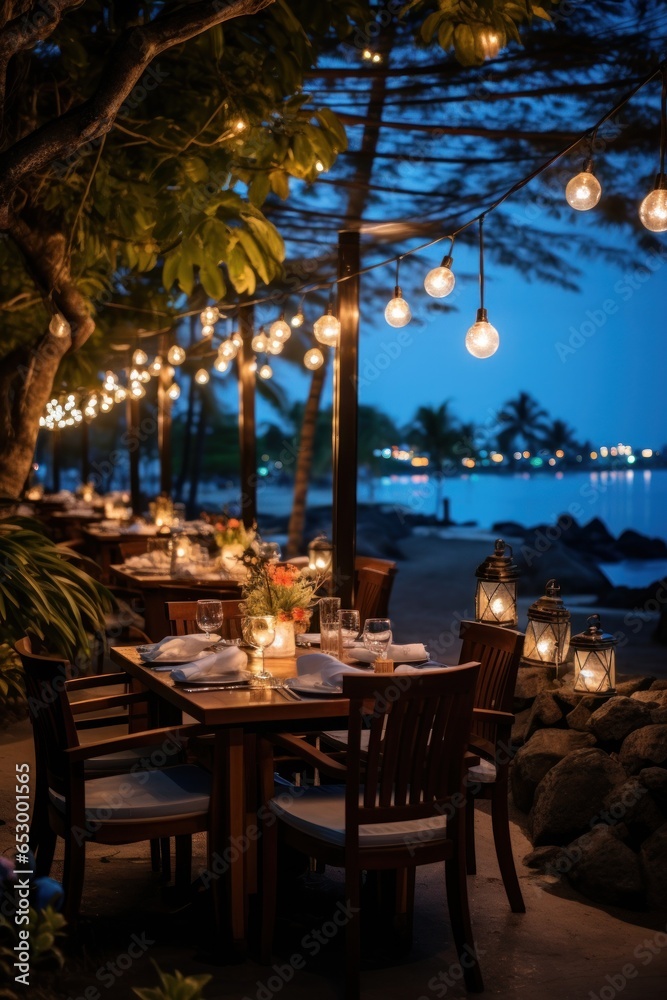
201, 324, 214, 338
167, 383, 180, 400
291, 310, 304, 328
258, 363, 273, 379
372, 53, 382, 63
114, 387, 127, 403
465, 308, 499, 359
362, 49, 372, 60
267, 339, 284, 355
200, 306, 219, 326
384, 286, 411, 328
139, 369, 151, 382
479, 29, 501, 59
195, 368, 210, 385
424, 255, 455, 298
313, 308, 340, 347
304, 348, 324, 370
231, 331, 243, 348
49, 313, 70, 338
148, 355, 163, 375
132, 348, 148, 366
269, 318, 291, 342
168, 345, 186, 365
235, 119, 246, 132
214, 357, 229, 373
315, 160, 324, 172
565, 163, 602, 211
218, 339, 238, 360
131, 382, 145, 398
252, 331, 269, 353
639, 177, 667, 232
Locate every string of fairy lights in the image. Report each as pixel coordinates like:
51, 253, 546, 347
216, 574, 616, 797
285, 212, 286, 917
41, 60, 667, 430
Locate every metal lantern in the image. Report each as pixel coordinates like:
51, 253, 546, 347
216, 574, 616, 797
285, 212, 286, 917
308, 535, 333, 575
475, 538, 519, 627
523, 579, 571, 669
571, 614, 617, 695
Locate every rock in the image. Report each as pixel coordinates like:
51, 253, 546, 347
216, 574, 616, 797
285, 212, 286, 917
515, 536, 612, 594
617, 529, 667, 560
514, 666, 554, 705
566, 825, 644, 908
531, 748, 626, 845
632, 689, 667, 706
601, 777, 665, 846
511, 707, 531, 746
511, 729, 596, 813
616, 676, 656, 696
651, 708, 667, 725
651, 679, 667, 690
553, 686, 582, 711
639, 824, 667, 909
525, 692, 565, 739
567, 701, 593, 732
523, 845, 567, 871
587, 696, 654, 742
620, 724, 667, 774
639, 767, 667, 812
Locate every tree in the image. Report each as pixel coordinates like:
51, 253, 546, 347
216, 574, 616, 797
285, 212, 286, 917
496, 391, 549, 454
408, 402, 461, 516
537, 418, 581, 456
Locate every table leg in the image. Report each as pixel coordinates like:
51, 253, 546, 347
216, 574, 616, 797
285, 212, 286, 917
211, 728, 247, 955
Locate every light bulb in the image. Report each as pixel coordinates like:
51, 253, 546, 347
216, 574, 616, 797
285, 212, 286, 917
251, 332, 268, 353
132, 348, 148, 366
258, 363, 273, 379
214, 357, 229, 373
424, 255, 455, 298
218, 339, 238, 359
201, 324, 214, 338
291, 310, 304, 328
231, 331, 243, 348
267, 339, 284, 355
167, 383, 180, 400
248, 359, 257, 373
195, 368, 210, 385
465, 308, 499, 359
148, 355, 163, 375
565, 164, 602, 211
479, 29, 501, 59
114, 387, 127, 403
313, 308, 341, 347
269, 318, 291, 342
49, 313, 70, 338
131, 382, 145, 398
200, 306, 219, 326
304, 348, 324, 370
315, 160, 324, 172
639, 176, 667, 232
139, 369, 151, 382
168, 345, 186, 365
235, 119, 246, 132
385, 286, 411, 328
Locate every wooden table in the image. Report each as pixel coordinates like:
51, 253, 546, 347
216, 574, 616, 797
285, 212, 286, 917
110, 646, 350, 952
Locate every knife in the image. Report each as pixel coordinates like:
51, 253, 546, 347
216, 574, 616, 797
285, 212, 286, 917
179, 683, 250, 692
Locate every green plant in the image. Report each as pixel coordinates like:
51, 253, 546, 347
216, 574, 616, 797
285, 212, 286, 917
133, 967, 211, 1000
0, 517, 112, 659
0, 645, 26, 721
0, 906, 66, 999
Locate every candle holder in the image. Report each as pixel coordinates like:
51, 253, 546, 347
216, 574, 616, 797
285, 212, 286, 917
523, 579, 571, 672
474, 538, 519, 627
571, 614, 617, 695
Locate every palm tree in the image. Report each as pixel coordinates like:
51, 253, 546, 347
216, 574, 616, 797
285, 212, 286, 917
408, 402, 461, 519
496, 392, 549, 455
538, 418, 580, 456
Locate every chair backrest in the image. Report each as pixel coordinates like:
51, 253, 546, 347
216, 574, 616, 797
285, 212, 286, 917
342, 663, 479, 844
354, 555, 397, 574
165, 599, 242, 638
119, 539, 151, 561
15, 638, 77, 795
353, 565, 397, 625
458, 620, 524, 750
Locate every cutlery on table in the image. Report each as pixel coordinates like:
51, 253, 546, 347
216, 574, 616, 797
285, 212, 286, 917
277, 685, 301, 701
179, 683, 250, 692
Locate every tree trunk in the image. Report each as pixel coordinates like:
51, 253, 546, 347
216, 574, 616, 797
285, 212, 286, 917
286, 354, 328, 557
187, 390, 208, 517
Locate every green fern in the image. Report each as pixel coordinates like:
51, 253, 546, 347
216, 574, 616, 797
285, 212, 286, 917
133, 966, 212, 1000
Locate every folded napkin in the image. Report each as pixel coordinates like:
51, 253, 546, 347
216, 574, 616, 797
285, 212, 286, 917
349, 642, 428, 664
395, 659, 473, 674
123, 553, 169, 571
141, 634, 214, 662
170, 646, 249, 682
295, 653, 362, 689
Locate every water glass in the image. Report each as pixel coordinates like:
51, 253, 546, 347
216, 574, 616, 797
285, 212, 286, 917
338, 610, 361, 649
362, 618, 393, 661
258, 541, 282, 562
196, 599, 224, 639
242, 615, 276, 682
319, 597, 341, 658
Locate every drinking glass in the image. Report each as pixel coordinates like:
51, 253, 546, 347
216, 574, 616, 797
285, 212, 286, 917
196, 599, 224, 640
258, 541, 282, 562
242, 615, 276, 682
362, 618, 393, 661
338, 610, 361, 650
319, 597, 341, 658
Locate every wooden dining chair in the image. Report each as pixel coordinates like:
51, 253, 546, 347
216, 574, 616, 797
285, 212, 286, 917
165, 599, 242, 639
354, 555, 397, 574
353, 564, 397, 625
259, 664, 483, 999
19, 639, 214, 919
118, 538, 151, 561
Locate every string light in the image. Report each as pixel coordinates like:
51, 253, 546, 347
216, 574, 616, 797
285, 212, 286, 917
132, 348, 148, 366
269, 316, 291, 342
258, 363, 273, 379
168, 344, 186, 365
131, 381, 146, 398
214, 357, 229, 373
290, 300, 305, 327
195, 368, 210, 385
424, 242, 456, 298
114, 387, 127, 403
313, 294, 341, 346
566, 158, 602, 211
466, 217, 499, 359
304, 347, 324, 370
251, 329, 269, 352
640, 68, 667, 232
200, 306, 219, 326
385, 260, 411, 327
49, 312, 70, 339
148, 355, 163, 375
248, 359, 257, 373
201, 324, 215, 338
167, 383, 180, 400
218, 339, 238, 360
267, 338, 284, 354
231, 331, 243, 348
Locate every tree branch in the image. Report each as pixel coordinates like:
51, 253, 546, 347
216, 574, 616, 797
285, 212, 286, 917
0, 0, 276, 224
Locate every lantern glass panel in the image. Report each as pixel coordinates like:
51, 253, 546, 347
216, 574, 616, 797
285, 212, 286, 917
573, 647, 615, 694
475, 579, 517, 626
523, 621, 571, 665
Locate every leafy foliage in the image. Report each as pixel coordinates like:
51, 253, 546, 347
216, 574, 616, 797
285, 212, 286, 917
0, 906, 66, 998
133, 967, 212, 1000
0, 645, 26, 721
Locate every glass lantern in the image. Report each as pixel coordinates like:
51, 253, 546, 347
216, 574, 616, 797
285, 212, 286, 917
475, 538, 519, 627
523, 579, 571, 670
571, 614, 617, 695
308, 535, 333, 575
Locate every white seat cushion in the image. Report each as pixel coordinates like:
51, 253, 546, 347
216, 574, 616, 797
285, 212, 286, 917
84, 743, 182, 775
49, 765, 210, 821
269, 785, 447, 848
322, 729, 366, 750
467, 759, 497, 783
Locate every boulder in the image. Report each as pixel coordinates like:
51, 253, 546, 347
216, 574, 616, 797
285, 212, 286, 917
651, 708, 667, 725
514, 666, 554, 705
566, 825, 644, 909
616, 529, 667, 560
639, 824, 667, 909
515, 537, 611, 594
620, 724, 667, 774
587, 696, 654, 742
511, 708, 531, 746
639, 767, 667, 813
567, 701, 593, 732
651, 679, 667, 690
531, 748, 626, 845
632, 689, 667, 707
525, 692, 565, 739
553, 686, 582, 711
511, 729, 596, 813
616, 676, 656, 696
601, 777, 665, 846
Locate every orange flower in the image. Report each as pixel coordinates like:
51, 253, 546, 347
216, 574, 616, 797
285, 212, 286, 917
292, 607, 307, 622
268, 563, 299, 587
227, 518, 240, 528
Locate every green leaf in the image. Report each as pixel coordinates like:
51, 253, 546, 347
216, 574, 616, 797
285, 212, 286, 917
183, 157, 209, 183
248, 172, 271, 207
314, 108, 347, 151
162, 251, 180, 291
198, 258, 226, 300
235, 229, 271, 284
269, 170, 289, 200
437, 21, 455, 51
454, 23, 479, 66
420, 10, 442, 43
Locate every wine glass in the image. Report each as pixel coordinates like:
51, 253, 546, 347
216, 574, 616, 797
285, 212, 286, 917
338, 610, 361, 650
362, 618, 392, 661
196, 599, 224, 641
242, 615, 276, 683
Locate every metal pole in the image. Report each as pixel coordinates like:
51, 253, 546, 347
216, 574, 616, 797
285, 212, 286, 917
127, 396, 141, 515
157, 334, 172, 494
237, 305, 257, 528
333, 230, 360, 606
81, 419, 90, 483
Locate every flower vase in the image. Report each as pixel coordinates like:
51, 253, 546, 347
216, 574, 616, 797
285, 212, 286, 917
220, 543, 244, 574
264, 620, 296, 658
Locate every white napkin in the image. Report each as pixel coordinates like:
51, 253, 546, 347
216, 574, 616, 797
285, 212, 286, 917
395, 659, 472, 674
141, 634, 214, 662
349, 642, 428, 664
295, 653, 362, 689
170, 646, 249, 682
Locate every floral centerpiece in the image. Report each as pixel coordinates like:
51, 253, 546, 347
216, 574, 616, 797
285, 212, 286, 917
213, 516, 256, 574
240, 555, 321, 656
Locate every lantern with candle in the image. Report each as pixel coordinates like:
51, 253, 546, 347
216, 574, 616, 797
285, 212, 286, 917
474, 538, 519, 627
523, 579, 571, 671
571, 614, 617, 695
